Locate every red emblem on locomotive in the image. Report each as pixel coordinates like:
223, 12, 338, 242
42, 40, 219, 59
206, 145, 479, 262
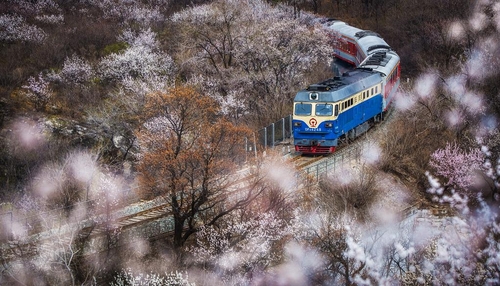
309, 118, 317, 127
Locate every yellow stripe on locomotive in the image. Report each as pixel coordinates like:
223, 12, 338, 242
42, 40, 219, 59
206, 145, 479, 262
292, 70, 384, 154
293, 82, 382, 127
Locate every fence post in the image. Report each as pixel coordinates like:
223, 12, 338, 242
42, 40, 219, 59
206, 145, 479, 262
245, 137, 248, 163
253, 132, 257, 159
264, 127, 267, 148
282, 117, 285, 142
271, 123, 275, 147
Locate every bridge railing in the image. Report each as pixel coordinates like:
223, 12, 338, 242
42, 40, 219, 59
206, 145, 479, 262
0, 115, 295, 243
300, 144, 362, 185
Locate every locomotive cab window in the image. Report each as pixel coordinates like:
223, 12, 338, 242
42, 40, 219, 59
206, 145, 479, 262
294, 103, 312, 116
315, 104, 333, 116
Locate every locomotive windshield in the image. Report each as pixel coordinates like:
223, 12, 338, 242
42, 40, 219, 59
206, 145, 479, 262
315, 104, 333, 116
295, 103, 312, 116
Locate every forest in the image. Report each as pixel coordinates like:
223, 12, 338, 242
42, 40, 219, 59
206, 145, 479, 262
1, 0, 499, 285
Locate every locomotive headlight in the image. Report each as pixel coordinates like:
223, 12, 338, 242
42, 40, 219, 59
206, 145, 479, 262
325, 122, 333, 128
294, 122, 302, 127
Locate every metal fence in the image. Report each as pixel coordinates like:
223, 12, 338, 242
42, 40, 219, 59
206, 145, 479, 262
301, 144, 361, 183
246, 114, 293, 155
261, 114, 293, 147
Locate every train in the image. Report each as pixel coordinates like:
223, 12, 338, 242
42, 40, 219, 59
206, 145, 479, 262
292, 20, 401, 154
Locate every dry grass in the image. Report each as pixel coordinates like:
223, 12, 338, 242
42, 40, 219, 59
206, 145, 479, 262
317, 165, 380, 223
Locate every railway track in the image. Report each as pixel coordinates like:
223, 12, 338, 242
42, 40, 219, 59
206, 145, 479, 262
1, 107, 401, 261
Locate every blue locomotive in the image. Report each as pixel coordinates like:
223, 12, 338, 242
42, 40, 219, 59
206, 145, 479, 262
293, 20, 400, 154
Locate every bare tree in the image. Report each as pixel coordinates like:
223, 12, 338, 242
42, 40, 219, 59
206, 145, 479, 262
137, 86, 264, 251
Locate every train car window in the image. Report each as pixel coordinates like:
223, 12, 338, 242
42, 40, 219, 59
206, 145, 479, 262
315, 104, 333, 116
348, 42, 356, 55
371, 88, 374, 96
342, 102, 345, 110
294, 103, 312, 116
375, 86, 378, 94
350, 98, 353, 106
335, 104, 339, 116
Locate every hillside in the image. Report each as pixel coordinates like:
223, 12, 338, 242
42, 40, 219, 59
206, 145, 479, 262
1, 0, 500, 285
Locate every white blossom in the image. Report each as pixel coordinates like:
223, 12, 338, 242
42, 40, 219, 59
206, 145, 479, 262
0, 14, 46, 43
35, 14, 64, 24
60, 54, 94, 84
98, 29, 175, 83
84, 0, 166, 24
190, 211, 288, 281
11, 0, 60, 14
22, 73, 52, 108
112, 269, 195, 286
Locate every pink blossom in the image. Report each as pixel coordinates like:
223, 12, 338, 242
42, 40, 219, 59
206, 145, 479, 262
429, 143, 485, 191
